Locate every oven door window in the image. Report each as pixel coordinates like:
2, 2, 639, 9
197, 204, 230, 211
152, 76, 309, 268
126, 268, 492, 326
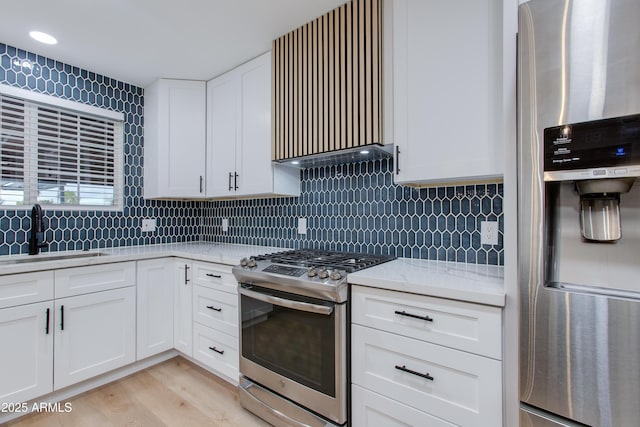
241, 287, 336, 397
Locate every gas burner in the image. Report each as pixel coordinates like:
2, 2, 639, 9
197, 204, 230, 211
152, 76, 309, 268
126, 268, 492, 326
235, 249, 395, 303
252, 249, 395, 273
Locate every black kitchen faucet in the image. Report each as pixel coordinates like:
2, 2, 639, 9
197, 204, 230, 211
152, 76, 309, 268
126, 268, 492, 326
28, 204, 48, 255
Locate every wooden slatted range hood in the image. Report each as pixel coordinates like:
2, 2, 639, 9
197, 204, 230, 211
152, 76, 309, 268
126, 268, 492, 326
271, 0, 388, 166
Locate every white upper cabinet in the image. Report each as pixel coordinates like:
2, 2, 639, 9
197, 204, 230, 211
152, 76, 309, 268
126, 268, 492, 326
206, 52, 299, 198
144, 79, 206, 199
387, 0, 506, 185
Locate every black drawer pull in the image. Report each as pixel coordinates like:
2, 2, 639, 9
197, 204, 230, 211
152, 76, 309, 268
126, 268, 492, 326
206, 273, 222, 279
395, 365, 434, 381
209, 346, 224, 355
395, 310, 433, 322
206, 305, 222, 312
45, 308, 50, 334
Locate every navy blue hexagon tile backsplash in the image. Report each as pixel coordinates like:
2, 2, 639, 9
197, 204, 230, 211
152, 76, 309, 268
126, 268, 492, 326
0, 43, 503, 265
201, 159, 504, 265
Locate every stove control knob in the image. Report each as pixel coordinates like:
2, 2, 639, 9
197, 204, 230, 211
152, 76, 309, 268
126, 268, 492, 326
329, 270, 342, 281
318, 268, 329, 280
240, 257, 249, 267
247, 258, 257, 268
307, 268, 317, 277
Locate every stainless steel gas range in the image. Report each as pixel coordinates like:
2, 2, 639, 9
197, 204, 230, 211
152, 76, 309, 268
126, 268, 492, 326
232, 249, 394, 427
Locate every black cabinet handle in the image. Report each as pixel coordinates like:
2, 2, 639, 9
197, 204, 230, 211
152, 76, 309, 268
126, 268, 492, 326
395, 310, 433, 322
234, 172, 239, 190
395, 145, 400, 174
60, 305, 64, 331
206, 305, 222, 312
45, 308, 50, 334
395, 365, 434, 381
209, 346, 224, 355
228, 172, 233, 191
206, 273, 222, 279
199, 175, 203, 193
184, 264, 190, 285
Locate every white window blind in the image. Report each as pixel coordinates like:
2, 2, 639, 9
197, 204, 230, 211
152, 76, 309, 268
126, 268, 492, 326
0, 87, 123, 210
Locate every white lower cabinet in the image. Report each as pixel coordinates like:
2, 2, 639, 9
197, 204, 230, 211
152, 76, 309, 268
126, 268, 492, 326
174, 260, 193, 357
0, 301, 54, 403
137, 259, 174, 360
351, 285, 503, 427
191, 262, 238, 383
53, 286, 136, 390
0, 257, 240, 412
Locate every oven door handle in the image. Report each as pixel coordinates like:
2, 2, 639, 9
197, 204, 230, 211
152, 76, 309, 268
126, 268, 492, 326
240, 287, 334, 316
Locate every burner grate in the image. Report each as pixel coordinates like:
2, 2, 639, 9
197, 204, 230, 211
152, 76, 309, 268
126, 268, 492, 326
253, 249, 394, 273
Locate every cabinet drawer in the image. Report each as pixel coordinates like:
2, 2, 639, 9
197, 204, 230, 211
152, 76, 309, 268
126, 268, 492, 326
192, 262, 236, 293
193, 285, 238, 337
55, 262, 136, 298
352, 285, 501, 359
0, 271, 54, 308
192, 323, 238, 384
352, 384, 456, 427
352, 324, 502, 427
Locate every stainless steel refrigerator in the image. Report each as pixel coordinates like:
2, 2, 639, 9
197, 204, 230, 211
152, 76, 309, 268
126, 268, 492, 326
518, 0, 640, 426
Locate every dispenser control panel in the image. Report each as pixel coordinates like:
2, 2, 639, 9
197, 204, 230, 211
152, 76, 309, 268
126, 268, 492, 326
544, 114, 640, 181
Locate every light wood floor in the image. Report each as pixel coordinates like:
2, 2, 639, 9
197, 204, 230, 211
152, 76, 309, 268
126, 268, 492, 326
5, 357, 270, 427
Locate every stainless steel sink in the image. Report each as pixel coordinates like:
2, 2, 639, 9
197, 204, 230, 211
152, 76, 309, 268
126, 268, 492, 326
0, 251, 109, 265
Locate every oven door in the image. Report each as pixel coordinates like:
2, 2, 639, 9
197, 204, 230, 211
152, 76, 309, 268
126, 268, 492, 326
238, 283, 347, 425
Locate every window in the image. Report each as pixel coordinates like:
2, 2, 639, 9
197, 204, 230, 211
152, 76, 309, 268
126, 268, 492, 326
0, 85, 123, 210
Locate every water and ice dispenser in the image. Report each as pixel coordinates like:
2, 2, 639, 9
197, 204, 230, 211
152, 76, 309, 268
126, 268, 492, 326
544, 114, 640, 243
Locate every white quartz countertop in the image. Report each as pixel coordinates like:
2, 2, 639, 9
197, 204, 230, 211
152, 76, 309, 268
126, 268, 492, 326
0, 242, 285, 276
348, 258, 505, 307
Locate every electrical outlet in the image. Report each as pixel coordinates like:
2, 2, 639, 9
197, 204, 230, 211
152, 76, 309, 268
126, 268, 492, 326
298, 217, 307, 235
480, 221, 499, 245
222, 218, 229, 233
141, 218, 156, 233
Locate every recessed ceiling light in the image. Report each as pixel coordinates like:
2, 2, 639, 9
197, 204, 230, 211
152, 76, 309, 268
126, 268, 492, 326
291, 161, 300, 165
359, 150, 370, 155
29, 31, 57, 45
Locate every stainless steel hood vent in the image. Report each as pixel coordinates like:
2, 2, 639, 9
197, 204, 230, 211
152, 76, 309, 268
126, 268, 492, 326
274, 144, 393, 169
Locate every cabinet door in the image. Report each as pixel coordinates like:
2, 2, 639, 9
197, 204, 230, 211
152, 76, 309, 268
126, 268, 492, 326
206, 71, 239, 197
54, 287, 135, 390
0, 301, 53, 404
235, 52, 273, 197
174, 261, 193, 357
137, 259, 174, 360
390, 0, 503, 185
144, 79, 206, 199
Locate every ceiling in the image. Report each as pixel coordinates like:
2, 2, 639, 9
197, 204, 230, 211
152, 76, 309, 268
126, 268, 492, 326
0, 0, 347, 88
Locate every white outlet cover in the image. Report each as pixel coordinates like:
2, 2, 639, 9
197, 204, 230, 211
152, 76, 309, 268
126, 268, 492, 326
141, 218, 156, 233
222, 218, 229, 232
480, 221, 499, 245
298, 217, 307, 235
